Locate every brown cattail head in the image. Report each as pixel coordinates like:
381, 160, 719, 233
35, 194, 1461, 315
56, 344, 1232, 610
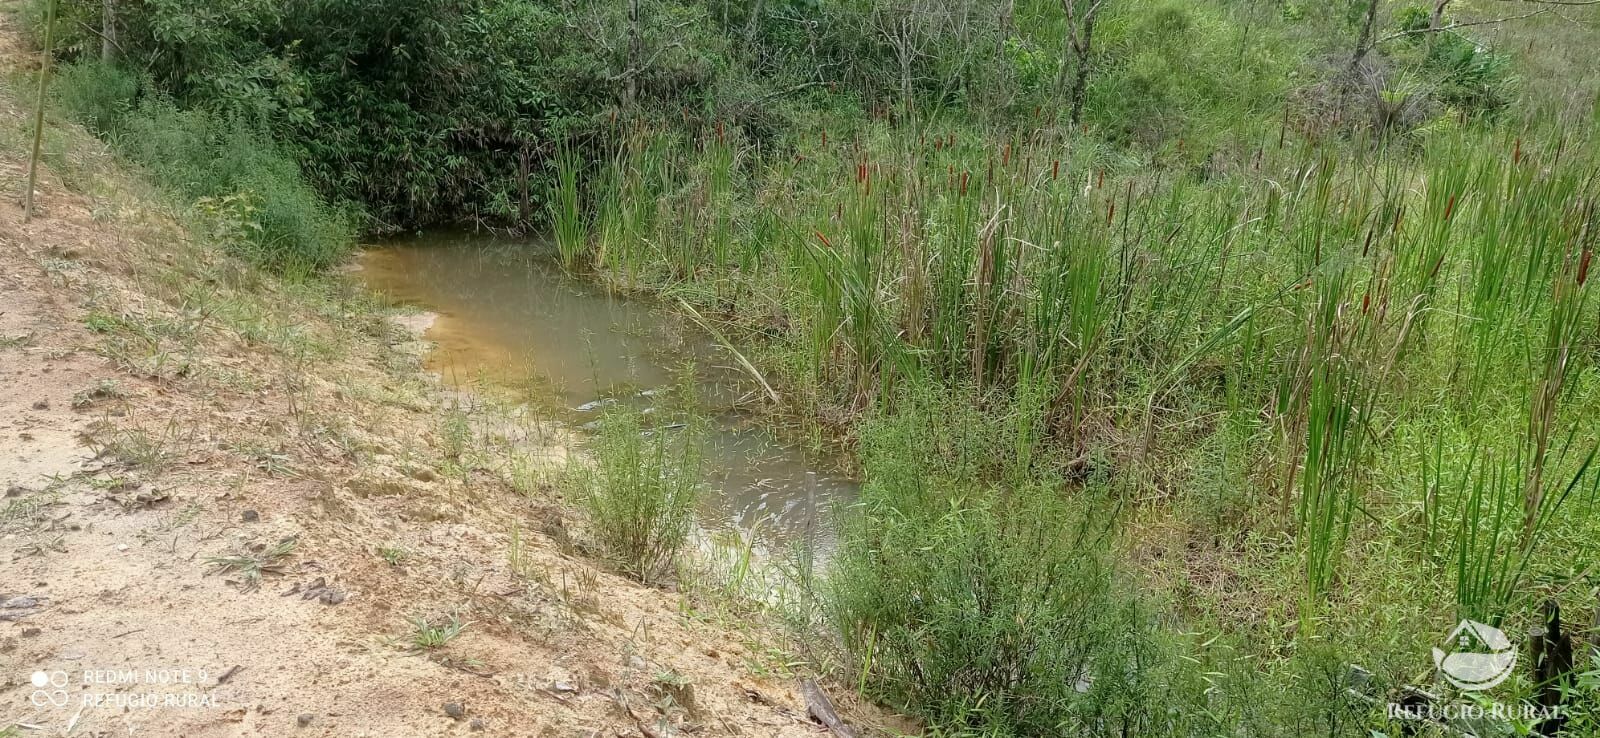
814, 230, 833, 248
822, 130, 828, 147
1053, 160, 1060, 180
1428, 252, 1447, 281
1444, 195, 1456, 222
1003, 143, 1012, 168
1106, 200, 1115, 227
1097, 170, 1105, 189
1579, 249, 1593, 286
961, 171, 969, 196
1513, 138, 1522, 165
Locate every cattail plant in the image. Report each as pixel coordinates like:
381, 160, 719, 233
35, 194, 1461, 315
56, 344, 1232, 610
550, 140, 587, 271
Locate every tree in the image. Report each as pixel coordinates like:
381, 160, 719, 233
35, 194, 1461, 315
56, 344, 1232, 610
1351, 0, 1598, 70
101, 0, 116, 62
1057, 0, 1107, 126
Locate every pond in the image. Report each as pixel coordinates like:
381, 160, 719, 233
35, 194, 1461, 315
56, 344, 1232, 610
356, 232, 856, 553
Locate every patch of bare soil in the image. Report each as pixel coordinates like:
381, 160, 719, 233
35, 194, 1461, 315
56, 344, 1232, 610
0, 14, 894, 738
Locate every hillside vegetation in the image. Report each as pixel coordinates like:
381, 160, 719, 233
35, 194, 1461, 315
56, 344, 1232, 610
18, 0, 1600, 736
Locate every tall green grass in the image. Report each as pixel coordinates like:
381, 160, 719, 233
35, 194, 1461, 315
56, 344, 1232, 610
563, 407, 702, 583
550, 139, 587, 271
51, 61, 355, 275
548, 112, 1600, 732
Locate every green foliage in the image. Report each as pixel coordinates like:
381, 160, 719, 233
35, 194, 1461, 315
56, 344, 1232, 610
53, 61, 138, 134
828, 390, 1130, 733
111, 99, 355, 274
23, 0, 1600, 733
45, 54, 355, 274
1394, 4, 1516, 117
38, 0, 739, 229
565, 408, 702, 583
574, 111, 1600, 733
824, 388, 1271, 736
1087, 0, 1296, 147
550, 140, 587, 271
31, 0, 1339, 230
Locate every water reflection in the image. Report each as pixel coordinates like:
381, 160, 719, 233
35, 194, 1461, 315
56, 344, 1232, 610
357, 232, 855, 551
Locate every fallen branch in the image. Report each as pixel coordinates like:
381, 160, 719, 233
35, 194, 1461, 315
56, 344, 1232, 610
800, 679, 857, 738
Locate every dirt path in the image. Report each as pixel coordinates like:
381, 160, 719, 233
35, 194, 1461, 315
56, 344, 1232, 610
0, 12, 889, 738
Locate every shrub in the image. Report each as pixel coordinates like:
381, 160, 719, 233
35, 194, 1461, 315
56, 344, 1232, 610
825, 390, 1175, 735
53, 61, 139, 135
1394, 3, 1516, 117
87, 96, 355, 274
566, 408, 702, 583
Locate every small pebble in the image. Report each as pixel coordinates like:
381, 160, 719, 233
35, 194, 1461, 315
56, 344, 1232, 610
469, 718, 486, 731
32, 399, 49, 410
241, 509, 260, 523
297, 714, 314, 728
116, 544, 129, 552
443, 702, 465, 720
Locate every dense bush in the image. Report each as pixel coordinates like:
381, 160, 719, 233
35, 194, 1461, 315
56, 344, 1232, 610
1394, 3, 1516, 117
32, 0, 1356, 236
826, 389, 1180, 734
52, 60, 137, 134
54, 62, 356, 274
39, 0, 739, 230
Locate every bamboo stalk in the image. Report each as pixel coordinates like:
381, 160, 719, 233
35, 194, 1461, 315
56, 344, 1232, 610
23, 0, 56, 223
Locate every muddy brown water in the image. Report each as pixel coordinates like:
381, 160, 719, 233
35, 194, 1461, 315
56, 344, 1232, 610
357, 232, 855, 551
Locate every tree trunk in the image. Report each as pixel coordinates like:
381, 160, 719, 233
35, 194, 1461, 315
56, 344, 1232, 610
1348, 0, 1379, 73
100, 0, 116, 63
24, 0, 55, 222
1429, 0, 1450, 31
623, 0, 641, 114
1426, 0, 1450, 53
896, 16, 913, 114
1058, 0, 1101, 126
1067, 15, 1093, 125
